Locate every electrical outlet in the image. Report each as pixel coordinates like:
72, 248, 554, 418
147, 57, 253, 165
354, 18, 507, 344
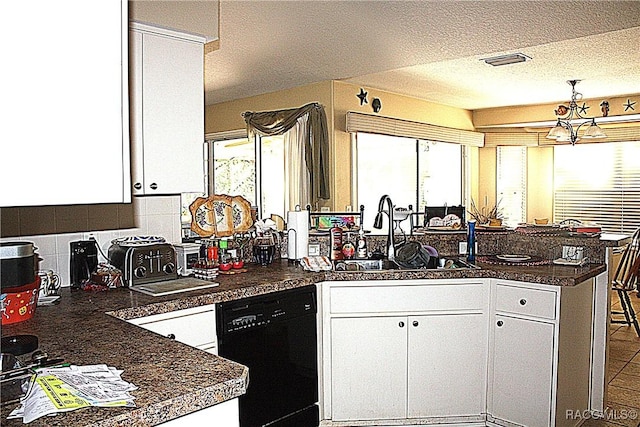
83, 232, 97, 241
459, 242, 467, 255
308, 243, 321, 256
562, 246, 584, 260
458, 242, 478, 255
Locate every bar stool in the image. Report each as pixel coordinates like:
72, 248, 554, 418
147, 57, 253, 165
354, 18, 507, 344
611, 227, 640, 337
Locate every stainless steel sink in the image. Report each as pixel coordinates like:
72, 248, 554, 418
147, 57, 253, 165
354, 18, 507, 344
333, 257, 480, 272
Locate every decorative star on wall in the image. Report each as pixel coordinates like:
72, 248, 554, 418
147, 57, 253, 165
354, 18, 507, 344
624, 99, 636, 111
578, 103, 589, 115
357, 88, 368, 105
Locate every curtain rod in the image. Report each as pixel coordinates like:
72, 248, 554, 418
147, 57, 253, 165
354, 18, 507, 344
241, 102, 323, 117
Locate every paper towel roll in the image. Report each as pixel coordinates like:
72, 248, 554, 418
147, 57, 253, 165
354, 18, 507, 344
287, 210, 309, 260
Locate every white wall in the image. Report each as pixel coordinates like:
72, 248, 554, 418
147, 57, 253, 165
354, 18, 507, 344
0, 195, 182, 288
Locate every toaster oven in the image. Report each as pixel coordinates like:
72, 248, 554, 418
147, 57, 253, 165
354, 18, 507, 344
108, 243, 177, 286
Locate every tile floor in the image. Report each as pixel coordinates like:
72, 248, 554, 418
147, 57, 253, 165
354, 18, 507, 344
583, 291, 640, 427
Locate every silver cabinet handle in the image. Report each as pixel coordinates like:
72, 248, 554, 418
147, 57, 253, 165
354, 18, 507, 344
167, 333, 176, 339
398, 321, 405, 328
150, 183, 158, 190
519, 298, 527, 306
133, 182, 142, 190
412, 321, 419, 327
497, 320, 504, 327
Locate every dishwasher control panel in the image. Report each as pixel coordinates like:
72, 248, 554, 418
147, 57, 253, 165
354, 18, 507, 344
228, 314, 267, 332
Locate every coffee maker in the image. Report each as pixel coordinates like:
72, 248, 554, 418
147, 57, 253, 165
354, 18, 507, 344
70, 240, 98, 288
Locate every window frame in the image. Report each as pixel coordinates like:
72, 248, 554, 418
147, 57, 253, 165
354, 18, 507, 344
351, 132, 468, 233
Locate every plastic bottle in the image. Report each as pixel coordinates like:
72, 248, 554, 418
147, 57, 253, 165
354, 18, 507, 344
219, 238, 228, 263
330, 227, 344, 261
357, 228, 368, 259
207, 240, 219, 265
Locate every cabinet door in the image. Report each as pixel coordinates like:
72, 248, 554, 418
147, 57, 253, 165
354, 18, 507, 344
161, 398, 238, 427
490, 315, 554, 427
129, 30, 144, 194
130, 28, 205, 195
330, 317, 407, 421
408, 314, 486, 417
129, 305, 216, 348
3, 1, 130, 206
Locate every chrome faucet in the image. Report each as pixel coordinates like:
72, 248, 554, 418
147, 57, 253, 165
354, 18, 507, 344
373, 194, 396, 262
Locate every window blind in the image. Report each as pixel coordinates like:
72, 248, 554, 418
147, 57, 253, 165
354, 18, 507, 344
484, 132, 539, 147
346, 111, 484, 147
554, 141, 640, 235
497, 146, 527, 226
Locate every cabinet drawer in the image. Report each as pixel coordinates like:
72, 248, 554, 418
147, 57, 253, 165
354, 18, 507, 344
129, 305, 216, 347
494, 284, 557, 320
330, 283, 485, 314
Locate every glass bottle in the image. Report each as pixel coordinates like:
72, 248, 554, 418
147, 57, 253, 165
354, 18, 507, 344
467, 220, 476, 262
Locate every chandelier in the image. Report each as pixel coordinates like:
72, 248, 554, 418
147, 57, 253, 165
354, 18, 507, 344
546, 80, 606, 145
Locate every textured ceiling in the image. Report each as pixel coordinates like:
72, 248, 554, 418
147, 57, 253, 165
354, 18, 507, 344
156, 1, 640, 110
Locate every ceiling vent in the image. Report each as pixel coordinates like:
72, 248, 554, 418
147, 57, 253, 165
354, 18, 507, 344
481, 53, 531, 67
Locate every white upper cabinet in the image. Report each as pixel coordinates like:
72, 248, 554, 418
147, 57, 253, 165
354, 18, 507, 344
1, 0, 130, 207
129, 23, 206, 196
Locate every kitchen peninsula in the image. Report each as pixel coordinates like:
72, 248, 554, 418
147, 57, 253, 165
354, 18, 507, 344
0, 234, 621, 427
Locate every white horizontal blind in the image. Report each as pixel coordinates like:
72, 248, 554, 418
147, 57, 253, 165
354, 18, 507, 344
497, 146, 527, 227
554, 141, 640, 234
346, 111, 484, 146
484, 132, 539, 147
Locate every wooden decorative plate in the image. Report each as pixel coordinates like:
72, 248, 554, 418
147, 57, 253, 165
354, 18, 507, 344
189, 194, 253, 237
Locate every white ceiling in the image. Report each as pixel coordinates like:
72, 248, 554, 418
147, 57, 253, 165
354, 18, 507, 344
163, 1, 640, 110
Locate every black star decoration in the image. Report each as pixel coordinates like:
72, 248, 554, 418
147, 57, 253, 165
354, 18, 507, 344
578, 103, 589, 115
357, 88, 368, 105
624, 99, 636, 111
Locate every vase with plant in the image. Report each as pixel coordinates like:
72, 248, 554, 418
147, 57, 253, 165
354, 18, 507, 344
468, 199, 503, 226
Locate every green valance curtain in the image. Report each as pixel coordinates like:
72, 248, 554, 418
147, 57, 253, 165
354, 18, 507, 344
243, 103, 330, 206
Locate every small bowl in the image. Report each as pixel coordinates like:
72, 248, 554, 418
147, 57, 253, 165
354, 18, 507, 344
534, 218, 549, 225
232, 260, 244, 269
489, 218, 503, 227
219, 262, 232, 271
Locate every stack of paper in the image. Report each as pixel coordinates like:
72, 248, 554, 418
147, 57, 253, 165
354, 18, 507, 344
8, 364, 137, 424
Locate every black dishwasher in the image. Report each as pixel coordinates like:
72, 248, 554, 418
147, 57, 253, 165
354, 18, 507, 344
216, 285, 319, 427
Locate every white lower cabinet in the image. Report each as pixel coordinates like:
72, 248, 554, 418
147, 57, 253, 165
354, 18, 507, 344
324, 280, 488, 423
489, 315, 554, 426
408, 313, 486, 418
128, 304, 237, 426
128, 304, 217, 354
160, 398, 238, 426
331, 316, 407, 421
487, 279, 594, 427
322, 278, 596, 427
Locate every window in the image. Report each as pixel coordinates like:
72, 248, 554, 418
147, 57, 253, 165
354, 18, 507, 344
204, 132, 287, 220
554, 141, 640, 234
355, 133, 464, 233
211, 137, 256, 205
258, 135, 286, 219
497, 146, 527, 227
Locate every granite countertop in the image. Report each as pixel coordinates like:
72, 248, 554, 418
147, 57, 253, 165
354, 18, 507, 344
1, 260, 605, 426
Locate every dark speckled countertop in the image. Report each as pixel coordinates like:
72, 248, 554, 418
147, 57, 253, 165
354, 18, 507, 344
1, 259, 605, 426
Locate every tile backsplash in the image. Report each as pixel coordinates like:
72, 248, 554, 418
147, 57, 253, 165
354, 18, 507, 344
0, 195, 182, 288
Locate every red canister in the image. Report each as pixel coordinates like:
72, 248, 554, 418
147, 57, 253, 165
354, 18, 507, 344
1, 276, 40, 325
